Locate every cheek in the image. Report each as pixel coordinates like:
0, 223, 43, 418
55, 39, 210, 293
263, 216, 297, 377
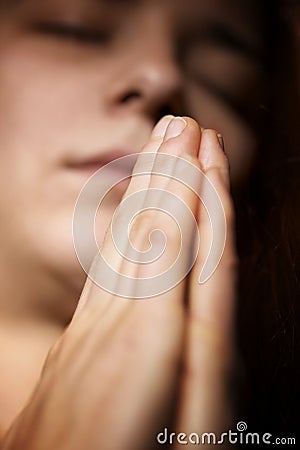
0, 47, 73, 258
0, 37, 109, 155
184, 81, 257, 186
0, 39, 125, 285
0, 41, 96, 211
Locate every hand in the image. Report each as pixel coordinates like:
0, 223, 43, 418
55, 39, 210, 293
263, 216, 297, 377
2, 117, 237, 450
175, 130, 238, 448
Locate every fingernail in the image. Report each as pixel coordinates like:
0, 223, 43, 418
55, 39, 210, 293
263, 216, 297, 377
217, 133, 225, 152
164, 117, 187, 141
151, 115, 174, 139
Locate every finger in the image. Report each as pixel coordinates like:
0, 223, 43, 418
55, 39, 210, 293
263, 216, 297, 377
176, 130, 238, 439
72, 117, 202, 324
87, 117, 201, 302
125, 117, 202, 284
71, 115, 174, 320
67, 118, 205, 445
124, 115, 174, 197
191, 130, 237, 333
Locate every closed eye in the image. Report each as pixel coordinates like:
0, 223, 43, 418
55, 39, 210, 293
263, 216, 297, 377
179, 20, 263, 66
33, 22, 111, 45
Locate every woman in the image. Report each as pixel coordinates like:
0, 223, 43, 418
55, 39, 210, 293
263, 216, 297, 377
0, 0, 297, 448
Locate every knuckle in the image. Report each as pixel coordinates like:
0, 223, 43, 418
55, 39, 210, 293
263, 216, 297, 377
130, 209, 157, 235
130, 210, 179, 242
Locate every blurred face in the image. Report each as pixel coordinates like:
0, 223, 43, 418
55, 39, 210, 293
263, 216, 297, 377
0, 0, 264, 292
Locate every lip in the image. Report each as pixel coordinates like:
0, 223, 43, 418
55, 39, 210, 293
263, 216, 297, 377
65, 150, 137, 178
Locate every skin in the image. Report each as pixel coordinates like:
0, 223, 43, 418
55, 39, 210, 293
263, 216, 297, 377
3, 118, 237, 450
0, 0, 263, 446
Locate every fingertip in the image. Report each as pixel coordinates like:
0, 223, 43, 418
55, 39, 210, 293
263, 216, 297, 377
217, 133, 225, 153
199, 129, 228, 170
151, 115, 174, 139
181, 116, 203, 135
163, 116, 187, 141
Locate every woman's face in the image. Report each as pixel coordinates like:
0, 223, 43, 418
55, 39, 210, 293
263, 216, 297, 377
0, 0, 263, 292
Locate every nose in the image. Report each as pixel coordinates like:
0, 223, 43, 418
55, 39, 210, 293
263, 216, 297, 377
106, 15, 183, 120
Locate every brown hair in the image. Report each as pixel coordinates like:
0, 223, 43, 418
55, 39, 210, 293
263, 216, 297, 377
235, 0, 300, 434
